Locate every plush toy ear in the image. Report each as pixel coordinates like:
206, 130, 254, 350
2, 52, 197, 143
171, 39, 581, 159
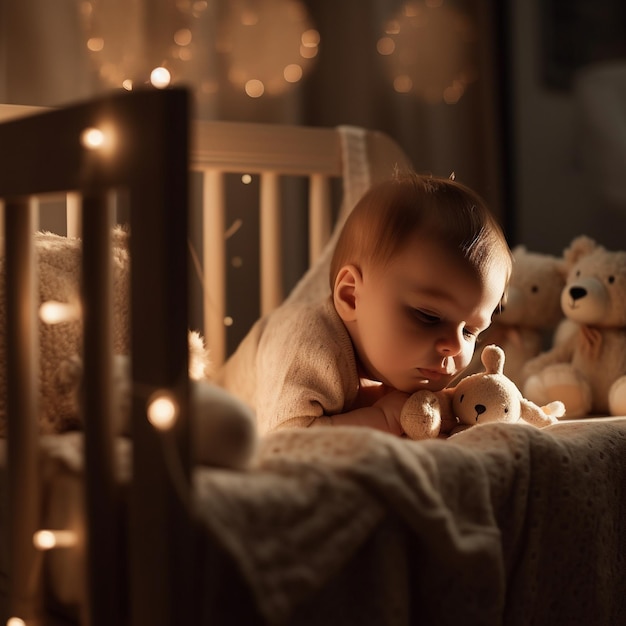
480, 344, 505, 375
333, 264, 361, 323
563, 235, 599, 266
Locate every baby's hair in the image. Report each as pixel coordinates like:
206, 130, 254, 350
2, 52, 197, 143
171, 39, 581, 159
329, 171, 512, 291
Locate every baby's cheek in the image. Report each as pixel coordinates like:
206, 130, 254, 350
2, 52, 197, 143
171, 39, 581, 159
457, 344, 475, 370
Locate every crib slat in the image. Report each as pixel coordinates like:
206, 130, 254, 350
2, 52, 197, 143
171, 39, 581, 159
5, 198, 43, 623
81, 191, 123, 626
260, 172, 282, 315
66, 191, 81, 238
203, 170, 227, 366
308, 174, 332, 266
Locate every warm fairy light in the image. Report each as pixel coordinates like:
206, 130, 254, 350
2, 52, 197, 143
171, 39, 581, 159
147, 392, 178, 430
377, 37, 395, 55
39, 300, 81, 324
224, 316, 234, 327
33, 529, 77, 550
150, 66, 171, 88
385, 20, 401, 34
122, 79, 133, 91
284, 63, 303, 83
245, 79, 265, 98
301, 29, 320, 47
393, 75, 413, 93
299, 44, 318, 60
378, 0, 477, 104
7, 618, 26, 626
87, 37, 104, 52
80, 127, 106, 150
174, 28, 192, 46
241, 174, 252, 184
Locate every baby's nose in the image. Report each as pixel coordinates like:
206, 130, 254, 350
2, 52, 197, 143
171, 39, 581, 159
437, 328, 464, 356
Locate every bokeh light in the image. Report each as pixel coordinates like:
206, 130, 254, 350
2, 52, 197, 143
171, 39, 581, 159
377, 0, 478, 104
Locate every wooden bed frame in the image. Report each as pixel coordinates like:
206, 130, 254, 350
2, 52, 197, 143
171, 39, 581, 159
0, 88, 193, 626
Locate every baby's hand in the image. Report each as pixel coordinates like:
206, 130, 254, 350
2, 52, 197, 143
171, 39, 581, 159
373, 390, 410, 436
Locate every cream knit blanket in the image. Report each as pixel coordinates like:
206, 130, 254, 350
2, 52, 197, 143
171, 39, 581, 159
192, 418, 626, 625
1, 418, 623, 624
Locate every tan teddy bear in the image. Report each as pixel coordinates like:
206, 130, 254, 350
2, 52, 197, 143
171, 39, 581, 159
0, 229, 131, 434
522, 235, 626, 418
0, 229, 258, 469
400, 344, 563, 439
464, 246, 566, 387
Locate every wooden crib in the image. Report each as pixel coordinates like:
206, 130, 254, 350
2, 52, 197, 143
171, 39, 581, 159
0, 88, 410, 625
1, 89, 625, 626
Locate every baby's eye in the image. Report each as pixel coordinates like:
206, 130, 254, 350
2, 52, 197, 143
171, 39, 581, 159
408, 308, 440, 325
462, 327, 478, 340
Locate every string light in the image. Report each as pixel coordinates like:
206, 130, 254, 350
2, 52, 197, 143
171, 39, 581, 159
80, 127, 106, 150
147, 391, 179, 430
39, 300, 81, 324
33, 529, 77, 550
7, 618, 26, 626
150, 67, 172, 89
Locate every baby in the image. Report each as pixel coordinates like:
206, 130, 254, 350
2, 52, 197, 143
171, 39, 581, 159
217, 172, 512, 436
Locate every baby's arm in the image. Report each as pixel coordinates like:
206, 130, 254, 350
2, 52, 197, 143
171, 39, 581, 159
329, 390, 409, 435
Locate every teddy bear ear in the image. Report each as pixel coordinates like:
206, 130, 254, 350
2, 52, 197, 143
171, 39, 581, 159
480, 344, 505, 375
563, 235, 599, 266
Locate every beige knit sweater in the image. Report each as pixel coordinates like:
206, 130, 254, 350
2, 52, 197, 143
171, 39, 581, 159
217, 297, 360, 435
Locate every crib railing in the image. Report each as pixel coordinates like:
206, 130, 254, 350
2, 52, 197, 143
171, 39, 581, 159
0, 88, 194, 626
192, 120, 409, 365
193, 121, 341, 365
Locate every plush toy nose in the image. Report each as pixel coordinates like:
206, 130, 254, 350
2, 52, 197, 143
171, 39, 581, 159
569, 286, 587, 301
474, 404, 486, 422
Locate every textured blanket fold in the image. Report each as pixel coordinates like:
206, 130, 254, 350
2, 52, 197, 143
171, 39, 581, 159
3, 419, 624, 625
193, 419, 626, 626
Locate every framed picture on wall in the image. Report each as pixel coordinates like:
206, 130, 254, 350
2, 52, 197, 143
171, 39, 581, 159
541, 0, 626, 90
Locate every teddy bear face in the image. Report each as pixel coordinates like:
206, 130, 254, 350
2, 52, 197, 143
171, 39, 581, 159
561, 249, 626, 326
452, 374, 523, 426
497, 247, 565, 328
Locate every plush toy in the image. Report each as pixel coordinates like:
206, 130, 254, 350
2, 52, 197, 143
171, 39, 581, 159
109, 352, 257, 469
0, 229, 131, 434
465, 246, 566, 387
0, 229, 258, 469
400, 344, 564, 439
522, 235, 626, 418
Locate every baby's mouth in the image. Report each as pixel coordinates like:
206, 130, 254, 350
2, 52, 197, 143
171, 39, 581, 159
416, 368, 447, 382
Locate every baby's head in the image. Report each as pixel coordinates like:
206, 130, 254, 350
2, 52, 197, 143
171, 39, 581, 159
331, 172, 510, 290
331, 172, 512, 392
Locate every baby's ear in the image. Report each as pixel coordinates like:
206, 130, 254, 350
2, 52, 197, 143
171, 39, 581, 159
333, 264, 361, 322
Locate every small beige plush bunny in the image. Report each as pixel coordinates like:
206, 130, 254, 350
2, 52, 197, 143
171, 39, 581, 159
399, 344, 565, 440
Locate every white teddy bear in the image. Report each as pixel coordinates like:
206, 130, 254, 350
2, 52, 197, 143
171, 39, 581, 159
523, 235, 626, 418
467, 245, 565, 387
